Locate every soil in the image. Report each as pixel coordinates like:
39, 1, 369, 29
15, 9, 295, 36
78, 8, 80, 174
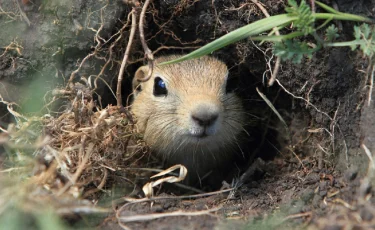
1, 0, 375, 229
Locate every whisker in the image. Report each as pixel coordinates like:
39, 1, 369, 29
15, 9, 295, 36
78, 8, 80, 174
223, 119, 250, 138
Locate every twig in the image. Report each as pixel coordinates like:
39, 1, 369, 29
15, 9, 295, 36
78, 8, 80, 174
121, 188, 234, 204
113, 188, 233, 214
116, 9, 137, 107
117, 206, 221, 223
137, 0, 154, 82
114, 188, 231, 229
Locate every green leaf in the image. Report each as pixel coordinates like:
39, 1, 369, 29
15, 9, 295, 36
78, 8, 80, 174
352, 24, 375, 57
325, 24, 339, 42
274, 40, 316, 63
286, 0, 298, 10
286, 0, 315, 35
353, 25, 361, 41
362, 24, 371, 38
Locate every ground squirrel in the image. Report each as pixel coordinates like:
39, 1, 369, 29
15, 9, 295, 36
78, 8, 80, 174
131, 55, 246, 186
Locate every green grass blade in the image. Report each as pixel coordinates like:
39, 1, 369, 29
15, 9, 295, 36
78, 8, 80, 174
316, 0, 375, 23
314, 13, 374, 23
315, 1, 374, 23
315, 1, 341, 14
159, 14, 298, 65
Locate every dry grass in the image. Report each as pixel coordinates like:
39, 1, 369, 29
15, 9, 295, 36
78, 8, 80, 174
0, 78, 152, 227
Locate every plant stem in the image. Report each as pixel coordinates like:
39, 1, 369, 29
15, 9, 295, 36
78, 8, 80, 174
316, 17, 333, 30
315, 1, 341, 14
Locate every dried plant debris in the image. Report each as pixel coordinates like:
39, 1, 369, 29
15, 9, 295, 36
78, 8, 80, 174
0, 80, 151, 223
142, 164, 187, 198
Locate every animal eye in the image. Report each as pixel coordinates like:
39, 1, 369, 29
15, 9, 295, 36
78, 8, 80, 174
153, 77, 168, 96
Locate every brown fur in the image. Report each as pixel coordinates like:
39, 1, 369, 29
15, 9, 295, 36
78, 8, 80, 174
131, 55, 246, 185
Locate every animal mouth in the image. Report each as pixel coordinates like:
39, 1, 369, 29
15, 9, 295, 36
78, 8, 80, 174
189, 128, 213, 139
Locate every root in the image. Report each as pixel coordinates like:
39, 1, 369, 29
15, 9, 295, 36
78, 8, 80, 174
117, 9, 137, 107
137, 0, 154, 82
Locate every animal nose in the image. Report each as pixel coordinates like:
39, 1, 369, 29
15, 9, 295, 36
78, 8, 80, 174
191, 107, 219, 127
192, 113, 218, 127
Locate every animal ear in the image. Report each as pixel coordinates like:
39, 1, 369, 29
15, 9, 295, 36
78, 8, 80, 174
132, 66, 148, 91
